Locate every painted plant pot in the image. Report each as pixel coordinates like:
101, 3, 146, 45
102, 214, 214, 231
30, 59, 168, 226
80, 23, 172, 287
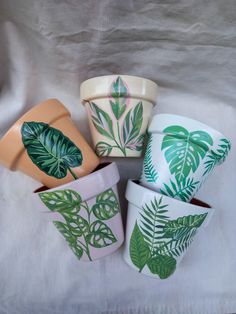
0, 99, 100, 188
123, 180, 214, 279
80, 75, 158, 157
34, 162, 124, 261
140, 114, 231, 202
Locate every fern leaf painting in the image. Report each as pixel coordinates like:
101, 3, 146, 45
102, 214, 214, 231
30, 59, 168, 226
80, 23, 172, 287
161, 125, 213, 183
129, 196, 208, 279
21, 122, 83, 180
39, 188, 120, 261
143, 134, 158, 182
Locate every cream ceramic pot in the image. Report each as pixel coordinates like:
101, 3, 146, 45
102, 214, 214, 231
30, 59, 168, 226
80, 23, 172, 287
140, 114, 231, 202
34, 162, 124, 261
80, 75, 158, 157
0, 99, 100, 188
123, 180, 215, 279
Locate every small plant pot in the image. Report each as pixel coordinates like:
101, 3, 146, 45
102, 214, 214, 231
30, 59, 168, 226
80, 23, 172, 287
80, 75, 158, 157
0, 99, 100, 188
123, 180, 215, 279
34, 162, 124, 261
140, 114, 231, 202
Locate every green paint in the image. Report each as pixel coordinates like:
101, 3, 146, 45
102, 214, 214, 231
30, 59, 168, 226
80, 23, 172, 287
21, 122, 82, 180
143, 134, 158, 182
40, 188, 119, 261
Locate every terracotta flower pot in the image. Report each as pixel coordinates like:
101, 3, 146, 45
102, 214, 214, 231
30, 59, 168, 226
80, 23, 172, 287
123, 180, 214, 279
80, 75, 158, 157
34, 162, 124, 261
0, 99, 100, 188
140, 114, 231, 202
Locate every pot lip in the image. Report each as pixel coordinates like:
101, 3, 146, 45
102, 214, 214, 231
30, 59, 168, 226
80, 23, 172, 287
148, 113, 229, 142
80, 74, 158, 105
126, 180, 214, 213
0, 99, 70, 170
35, 162, 120, 202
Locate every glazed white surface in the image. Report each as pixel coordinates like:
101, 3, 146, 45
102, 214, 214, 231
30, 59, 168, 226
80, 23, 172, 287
0, 1, 236, 313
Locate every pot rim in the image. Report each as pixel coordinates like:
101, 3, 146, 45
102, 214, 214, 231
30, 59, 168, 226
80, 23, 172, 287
80, 74, 158, 105
126, 180, 215, 222
35, 162, 120, 203
0, 99, 70, 170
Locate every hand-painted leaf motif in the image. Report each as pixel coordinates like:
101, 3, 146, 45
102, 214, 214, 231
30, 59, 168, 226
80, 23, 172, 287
147, 254, 176, 279
86, 221, 117, 248
53, 221, 83, 259
129, 221, 150, 271
143, 134, 158, 182
125, 134, 145, 151
39, 189, 82, 213
160, 177, 199, 202
122, 102, 143, 145
67, 215, 89, 237
161, 125, 213, 183
161, 213, 207, 241
21, 122, 82, 179
110, 76, 128, 120
95, 141, 112, 156
92, 189, 119, 220
89, 102, 114, 139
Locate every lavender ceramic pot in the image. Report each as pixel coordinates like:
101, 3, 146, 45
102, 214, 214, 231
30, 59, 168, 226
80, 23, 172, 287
34, 162, 124, 261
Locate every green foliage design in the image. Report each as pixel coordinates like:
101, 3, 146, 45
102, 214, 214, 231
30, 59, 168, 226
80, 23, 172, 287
21, 122, 83, 180
39, 188, 119, 261
129, 197, 207, 279
143, 134, 158, 182
90, 76, 145, 156
160, 177, 199, 202
161, 125, 213, 183
203, 138, 231, 176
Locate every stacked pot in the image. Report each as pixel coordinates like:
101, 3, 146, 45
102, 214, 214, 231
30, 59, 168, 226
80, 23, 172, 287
0, 75, 231, 278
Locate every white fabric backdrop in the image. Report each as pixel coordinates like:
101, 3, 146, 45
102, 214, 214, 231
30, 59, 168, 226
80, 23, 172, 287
0, 1, 236, 313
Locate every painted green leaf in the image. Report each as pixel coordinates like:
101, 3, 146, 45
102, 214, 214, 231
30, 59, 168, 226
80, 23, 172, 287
203, 138, 231, 175
143, 134, 158, 182
147, 254, 176, 279
161, 125, 213, 183
125, 134, 145, 151
122, 102, 143, 145
92, 188, 119, 220
140, 197, 169, 253
67, 215, 89, 237
160, 177, 199, 202
95, 141, 113, 156
53, 221, 83, 259
161, 213, 207, 241
129, 221, 150, 271
39, 189, 82, 214
90, 102, 114, 139
86, 221, 117, 248
21, 122, 82, 179
110, 76, 128, 120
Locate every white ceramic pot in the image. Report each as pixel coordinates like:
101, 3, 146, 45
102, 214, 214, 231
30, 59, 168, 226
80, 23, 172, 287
140, 114, 231, 202
123, 180, 215, 279
34, 162, 124, 262
80, 75, 158, 157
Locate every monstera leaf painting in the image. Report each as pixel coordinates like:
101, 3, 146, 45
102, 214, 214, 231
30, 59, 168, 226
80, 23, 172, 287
39, 188, 119, 261
161, 125, 213, 183
21, 122, 83, 179
129, 196, 207, 279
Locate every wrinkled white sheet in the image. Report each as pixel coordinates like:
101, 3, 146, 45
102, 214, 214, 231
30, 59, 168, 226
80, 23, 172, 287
0, 1, 236, 313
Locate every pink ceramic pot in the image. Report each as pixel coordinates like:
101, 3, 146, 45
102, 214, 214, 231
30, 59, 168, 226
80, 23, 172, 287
34, 162, 124, 261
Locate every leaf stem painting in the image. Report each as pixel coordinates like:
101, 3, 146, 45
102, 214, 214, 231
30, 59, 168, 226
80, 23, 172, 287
39, 188, 120, 261
129, 196, 207, 279
89, 76, 145, 156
